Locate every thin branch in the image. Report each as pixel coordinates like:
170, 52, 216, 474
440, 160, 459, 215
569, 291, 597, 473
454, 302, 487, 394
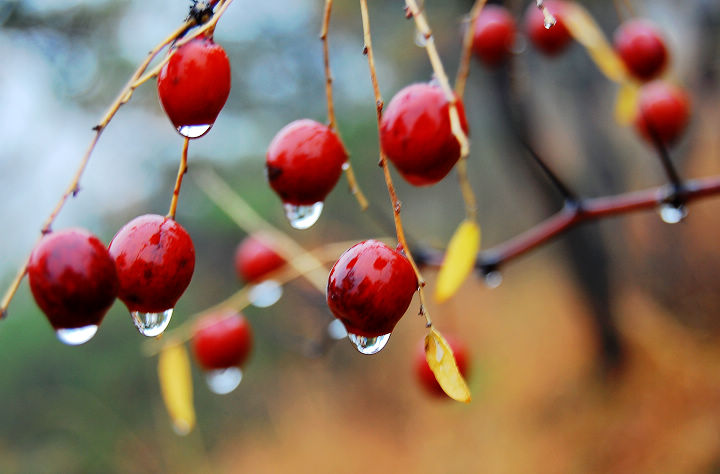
519, 140, 579, 203
168, 138, 190, 220
454, 0, 487, 100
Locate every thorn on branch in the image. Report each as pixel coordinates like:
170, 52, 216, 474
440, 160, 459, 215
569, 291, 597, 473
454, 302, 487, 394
71, 186, 80, 197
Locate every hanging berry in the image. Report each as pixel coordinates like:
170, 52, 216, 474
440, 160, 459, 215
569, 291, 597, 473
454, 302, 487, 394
613, 19, 668, 82
471, 5, 516, 67
634, 81, 690, 145
524, 0, 572, 56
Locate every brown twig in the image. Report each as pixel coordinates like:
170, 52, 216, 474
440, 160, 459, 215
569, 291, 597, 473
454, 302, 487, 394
168, 138, 190, 220
360, 0, 432, 327
454, 0, 487, 100
321, 0, 369, 211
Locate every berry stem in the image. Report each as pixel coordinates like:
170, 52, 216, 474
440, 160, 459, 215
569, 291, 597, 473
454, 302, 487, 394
0, 0, 235, 318
321, 0, 369, 211
360, 0, 432, 328
168, 138, 190, 220
194, 168, 330, 292
404, 0, 477, 222
454, 0, 487, 100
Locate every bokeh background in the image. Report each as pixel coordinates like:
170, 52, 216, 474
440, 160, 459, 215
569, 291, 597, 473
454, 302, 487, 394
3, 0, 720, 472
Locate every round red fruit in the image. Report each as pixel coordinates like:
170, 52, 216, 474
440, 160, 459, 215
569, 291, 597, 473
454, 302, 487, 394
327, 240, 418, 338
28, 229, 118, 331
108, 214, 195, 313
266, 119, 347, 205
634, 81, 690, 145
234, 235, 285, 283
192, 311, 253, 370
380, 83, 469, 186
415, 335, 470, 398
524, 0, 572, 56
157, 36, 231, 138
614, 20, 668, 82
471, 5, 516, 67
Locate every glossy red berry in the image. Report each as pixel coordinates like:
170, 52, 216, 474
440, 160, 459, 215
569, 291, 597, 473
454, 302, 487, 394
327, 240, 417, 339
266, 119, 347, 206
634, 81, 690, 145
108, 215, 195, 336
471, 5, 516, 67
415, 335, 470, 398
613, 20, 668, 82
524, 0, 572, 56
157, 36, 231, 138
380, 83, 469, 186
27, 229, 118, 344
192, 311, 253, 370
234, 235, 285, 283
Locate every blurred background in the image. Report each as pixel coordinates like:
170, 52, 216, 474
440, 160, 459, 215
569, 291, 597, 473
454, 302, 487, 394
2, 0, 720, 472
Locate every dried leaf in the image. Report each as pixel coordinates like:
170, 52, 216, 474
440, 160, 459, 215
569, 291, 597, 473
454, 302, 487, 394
615, 81, 639, 125
158, 342, 195, 435
424, 328, 471, 403
435, 219, 480, 303
562, 3, 627, 83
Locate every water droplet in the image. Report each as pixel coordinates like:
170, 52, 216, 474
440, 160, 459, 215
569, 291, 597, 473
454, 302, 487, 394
283, 201, 324, 229
348, 332, 391, 355
55, 325, 98, 345
659, 203, 687, 224
341, 162, 350, 171
248, 280, 283, 308
414, 30, 429, 47
543, 15, 557, 29
484, 271, 503, 288
205, 367, 243, 395
173, 420, 192, 436
177, 124, 211, 138
130, 308, 173, 337
327, 319, 348, 340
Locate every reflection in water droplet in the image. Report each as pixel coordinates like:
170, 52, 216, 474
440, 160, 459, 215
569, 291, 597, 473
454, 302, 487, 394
659, 203, 687, 224
206, 367, 243, 395
543, 15, 557, 29
248, 280, 283, 308
283, 201, 324, 229
177, 124, 211, 138
55, 325, 98, 345
130, 308, 173, 337
348, 332, 391, 355
484, 271, 503, 289
327, 319, 348, 340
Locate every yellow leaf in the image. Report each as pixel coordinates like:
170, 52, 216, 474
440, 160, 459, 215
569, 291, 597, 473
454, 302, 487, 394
615, 81, 639, 125
434, 219, 480, 303
158, 342, 195, 435
425, 328, 471, 403
562, 3, 628, 83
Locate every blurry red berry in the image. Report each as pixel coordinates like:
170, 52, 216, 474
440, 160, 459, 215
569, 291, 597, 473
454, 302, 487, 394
234, 235, 285, 283
614, 19, 668, 81
28, 229, 118, 333
524, 0, 572, 56
380, 83, 469, 186
108, 214, 195, 313
327, 240, 417, 338
634, 81, 690, 145
266, 119, 347, 205
192, 311, 253, 370
157, 36, 231, 138
471, 5, 516, 67
414, 335, 470, 398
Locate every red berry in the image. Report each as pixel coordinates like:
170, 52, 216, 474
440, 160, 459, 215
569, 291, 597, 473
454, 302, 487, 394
266, 119, 347, 206
634, 81, 690, 145
108, 215, 195, 315
614, 20, 668, 82
380, 83, 469, 186
471, 5, 516, 67
192, 311, 253, 370
157, 36, 231, 138
234, 235, 285, 283
327, 240, 417, 339
414, 335, 470, 398
27, 229, 118, 343
524, 0, 572, 56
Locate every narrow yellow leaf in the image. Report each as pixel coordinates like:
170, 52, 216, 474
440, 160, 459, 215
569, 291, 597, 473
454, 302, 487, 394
158, 342, 195, 435
562, 3, 627, 83
434, 219, 480, 303
615, 81, 639, 125
425, 328, 471, 403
